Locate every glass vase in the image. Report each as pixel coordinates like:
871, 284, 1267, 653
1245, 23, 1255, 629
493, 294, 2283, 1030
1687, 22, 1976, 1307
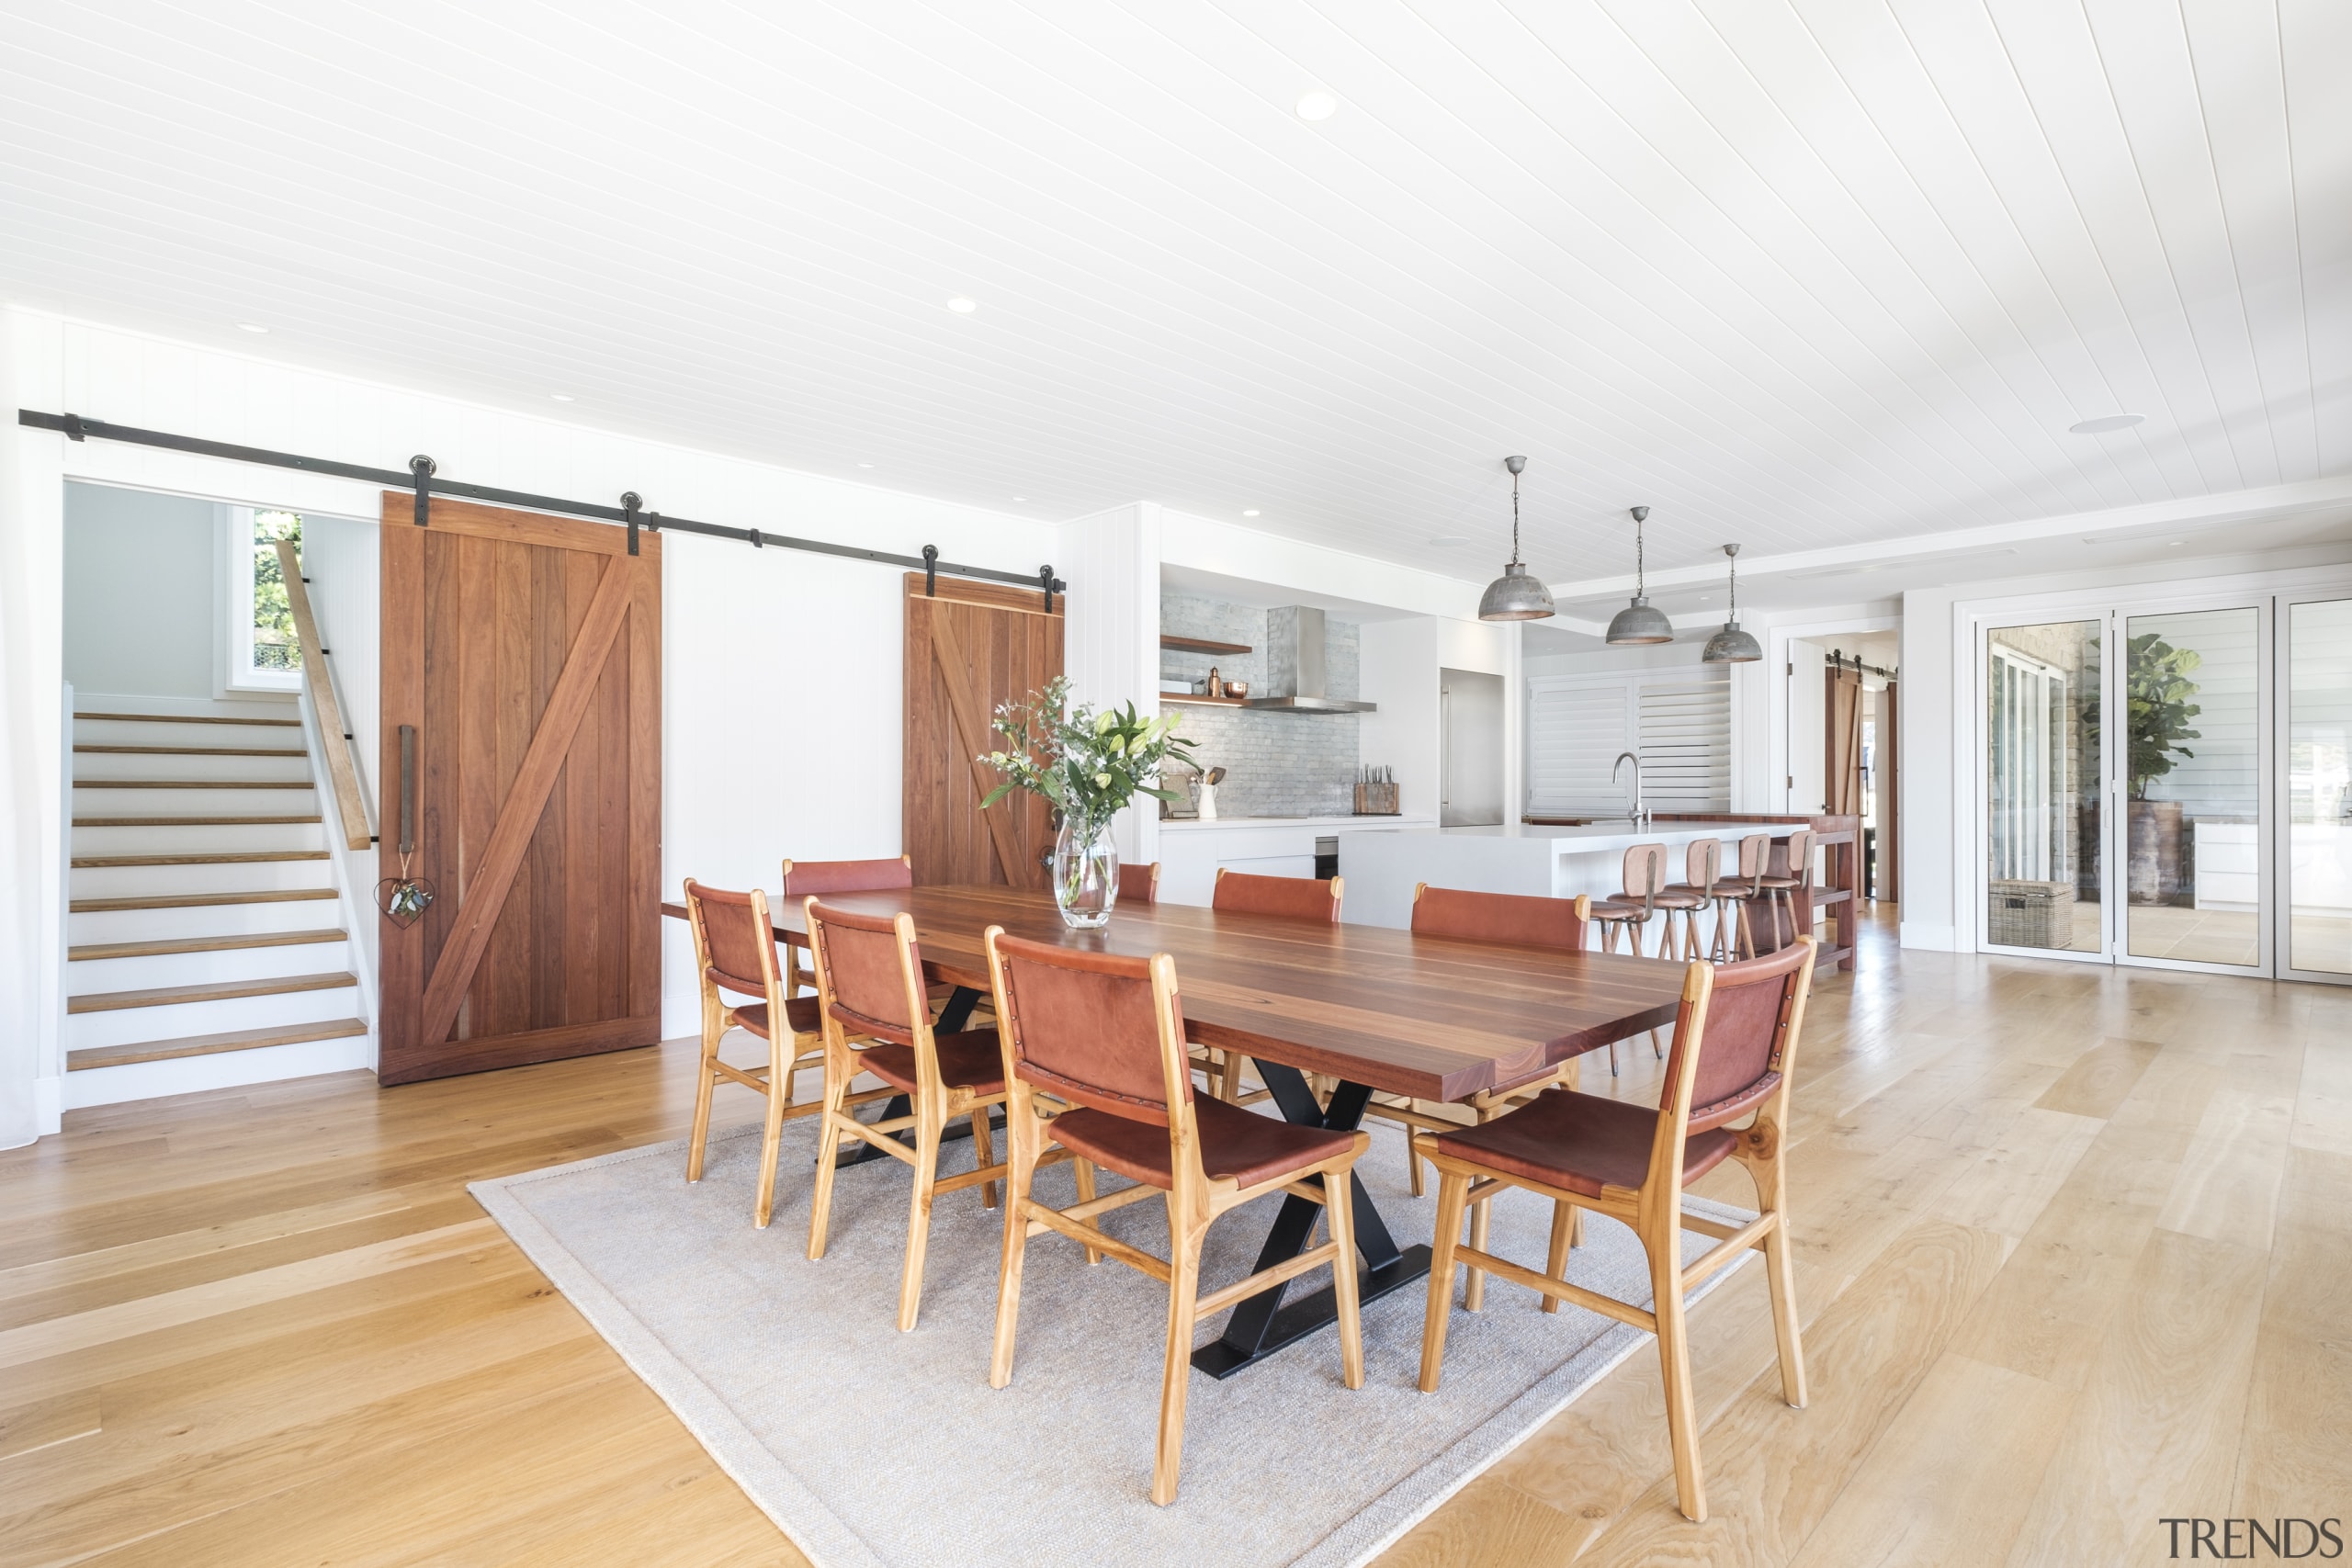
1052, 816, 1119, 929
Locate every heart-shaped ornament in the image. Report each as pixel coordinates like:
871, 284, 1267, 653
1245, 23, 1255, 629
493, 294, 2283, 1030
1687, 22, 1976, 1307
377, 876, 438, 928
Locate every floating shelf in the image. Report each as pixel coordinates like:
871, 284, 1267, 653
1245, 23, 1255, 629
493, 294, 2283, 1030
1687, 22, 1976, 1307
1159, 634, 1251, 655
1161, 693, 1250, 706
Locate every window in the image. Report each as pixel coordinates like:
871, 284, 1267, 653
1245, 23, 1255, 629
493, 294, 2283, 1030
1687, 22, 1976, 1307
226, 507, 303, 690
1526, 667, 1731, 817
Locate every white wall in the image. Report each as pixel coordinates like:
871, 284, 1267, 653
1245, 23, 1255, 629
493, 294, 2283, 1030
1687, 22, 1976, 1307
62, 481, 220, 700
1057, 502, 1162, 868
3, 307, 1064, 1129
1358, 618, 1440, 825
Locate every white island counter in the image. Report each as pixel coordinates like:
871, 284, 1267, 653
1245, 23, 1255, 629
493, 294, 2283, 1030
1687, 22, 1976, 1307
1338, 820, 1778, 930
1154, 814, 1435, 907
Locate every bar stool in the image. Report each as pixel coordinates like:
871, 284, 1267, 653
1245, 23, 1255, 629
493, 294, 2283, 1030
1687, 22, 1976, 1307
1718, 833, 1774, 958
1579, 842, 1670, 1077
1754, 829, 1816, 953
1654, 839, 1719, 961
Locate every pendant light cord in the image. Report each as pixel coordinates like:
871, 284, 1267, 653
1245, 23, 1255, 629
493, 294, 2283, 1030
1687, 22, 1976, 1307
1510, 469, 1522, 566
1635, 513, 1646, 596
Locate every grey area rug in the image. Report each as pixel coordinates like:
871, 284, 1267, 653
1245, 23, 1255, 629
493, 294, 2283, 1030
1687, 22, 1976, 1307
470, 1106, 1753, 1568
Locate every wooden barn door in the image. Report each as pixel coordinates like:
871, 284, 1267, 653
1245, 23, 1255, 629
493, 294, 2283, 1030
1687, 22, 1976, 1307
378, 493, 662, 1085
902, 573, 1061, 888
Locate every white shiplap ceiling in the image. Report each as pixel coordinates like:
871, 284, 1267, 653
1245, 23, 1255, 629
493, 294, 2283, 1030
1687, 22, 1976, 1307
2, 0, 2346, 592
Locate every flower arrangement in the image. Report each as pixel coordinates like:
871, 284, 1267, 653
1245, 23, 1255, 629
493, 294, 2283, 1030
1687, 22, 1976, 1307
979, 676, 1197, 925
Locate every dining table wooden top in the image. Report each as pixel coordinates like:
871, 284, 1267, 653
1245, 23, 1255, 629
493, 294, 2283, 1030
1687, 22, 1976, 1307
669, 884, 1687, 1105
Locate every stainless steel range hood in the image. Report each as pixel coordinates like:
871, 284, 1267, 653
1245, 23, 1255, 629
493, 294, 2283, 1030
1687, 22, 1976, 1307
1243, 606, 1376, 713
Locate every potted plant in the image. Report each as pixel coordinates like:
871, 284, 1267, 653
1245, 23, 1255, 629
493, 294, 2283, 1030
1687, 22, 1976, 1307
2121, 632, 2202, 905
980, 677, 1197, 928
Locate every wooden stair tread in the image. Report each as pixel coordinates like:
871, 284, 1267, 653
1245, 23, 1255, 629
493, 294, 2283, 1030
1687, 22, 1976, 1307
75, 780, 316, 789
67, 1018, 368, 1071
74, 744, 309, 758
72, 850, 331, 868
75, 710, 301, 727
68, 970, 358, 1013
74, 815, 324, 827
72, 888, 337, 912
70, 929, 347, 961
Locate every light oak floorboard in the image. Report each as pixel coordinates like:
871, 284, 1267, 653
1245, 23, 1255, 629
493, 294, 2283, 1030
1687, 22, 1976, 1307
0, 910, 2339, 1567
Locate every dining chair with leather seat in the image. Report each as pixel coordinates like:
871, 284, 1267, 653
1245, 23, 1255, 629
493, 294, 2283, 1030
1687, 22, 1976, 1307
1413, 936, 1819, 1524
982, 927, 1368, 1506
1197, 868, 1343, 1102
684, 879, 888, 1228
803, 897, 1012, 1332
784, 852, 983, 1020
1363, 882, 1592, 1305
1119, 860, 1161, 906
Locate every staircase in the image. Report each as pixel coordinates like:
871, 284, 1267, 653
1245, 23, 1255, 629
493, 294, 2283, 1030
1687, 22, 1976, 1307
65, 699, 369, 1099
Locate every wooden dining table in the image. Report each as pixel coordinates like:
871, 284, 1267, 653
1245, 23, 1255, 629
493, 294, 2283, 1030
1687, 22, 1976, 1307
665, 884, 1687, 1377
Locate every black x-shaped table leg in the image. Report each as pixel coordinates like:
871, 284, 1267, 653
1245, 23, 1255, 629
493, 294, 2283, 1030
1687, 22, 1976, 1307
1190, 1059, 1430, 1379
827, 985, 1003, 1168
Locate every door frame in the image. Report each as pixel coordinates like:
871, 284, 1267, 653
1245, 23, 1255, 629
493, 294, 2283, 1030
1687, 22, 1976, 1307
2278, 587, 2352, 986
1959, 562, 2352, 982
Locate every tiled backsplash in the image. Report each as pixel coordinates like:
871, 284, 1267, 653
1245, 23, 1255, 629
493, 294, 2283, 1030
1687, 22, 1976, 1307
1159, 592, 1360, 818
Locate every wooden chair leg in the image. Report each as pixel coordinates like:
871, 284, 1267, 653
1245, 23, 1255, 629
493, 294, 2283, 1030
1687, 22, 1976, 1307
1418, 1167, 1472, 1393
1218, 1051, 1245, 1103
970, 1105, 999, 1211
1406, 1110, 1427, 1197
897, 1109, 944, 1332
1541, 1199, 1575, 1314
1763, 1213, 1807, 1409
1736, 897, 1757, 958
1072, 1156, 1102, 1264
988, 1116, 1037, 1388
1464, 1190, 1493, 1312
1647, 1223, 1707, 1522
685, 1017, 722, 1183
1152, 1208, 1207, 1506
1324, 1166, 1365, 1390
806, 1060, 848, 1260
752, 1032, 788, 1229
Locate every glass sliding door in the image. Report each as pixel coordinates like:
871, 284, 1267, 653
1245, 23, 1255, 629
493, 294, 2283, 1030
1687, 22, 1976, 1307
2287, 599, 2352, 977
1985, 621, 2102, 954
2120, 607, 2263, 970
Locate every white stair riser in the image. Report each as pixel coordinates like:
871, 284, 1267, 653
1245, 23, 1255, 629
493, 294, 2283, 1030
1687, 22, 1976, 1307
74, 718, 308, 748
72, 861, 334, 899
69, 939, 351, 996
69, 898, 341, 945
63, 1032, 373, 1111
73, 751, 313, 783
73, 821, 327, 855
74, 786, 322, 816
69, 984, 360, 1051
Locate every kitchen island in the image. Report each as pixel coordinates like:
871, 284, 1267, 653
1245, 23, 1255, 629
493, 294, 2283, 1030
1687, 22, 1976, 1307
1339, 816, 1861, 969
1155, 813, 1435, 907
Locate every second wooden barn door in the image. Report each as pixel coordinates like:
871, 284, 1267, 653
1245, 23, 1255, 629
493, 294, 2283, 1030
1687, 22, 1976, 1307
378, 493, 662, 1085
903, 572, 1062, 888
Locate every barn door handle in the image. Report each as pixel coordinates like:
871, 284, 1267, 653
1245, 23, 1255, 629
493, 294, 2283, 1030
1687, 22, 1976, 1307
399, 725, 417, 854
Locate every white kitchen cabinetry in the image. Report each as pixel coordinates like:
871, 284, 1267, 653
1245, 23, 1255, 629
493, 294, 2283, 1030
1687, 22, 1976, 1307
1154, 815, 1434, 908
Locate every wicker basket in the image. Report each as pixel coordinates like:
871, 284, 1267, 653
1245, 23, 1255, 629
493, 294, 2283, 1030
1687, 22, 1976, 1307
1988, 879, 2074, 947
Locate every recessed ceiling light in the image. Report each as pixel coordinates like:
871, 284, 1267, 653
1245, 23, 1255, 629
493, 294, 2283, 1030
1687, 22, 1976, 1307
1295, 90, 1339, 121
549, 393, 574, 402
945, 296, 978, 314
1426, 535, 1470, 547
2167, 539, 2186, 547
1011, 496, 1027, 502
856, 462, 875, 469
1241, 509, 1261, 517
236, 321, 269, 333
2069, 413, 2144, 434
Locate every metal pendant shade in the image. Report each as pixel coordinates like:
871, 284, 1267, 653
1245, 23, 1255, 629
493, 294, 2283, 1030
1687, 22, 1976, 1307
1477, 456, 1555, 621
1701, 542, 1762, 663
1604, 505, 1674, 644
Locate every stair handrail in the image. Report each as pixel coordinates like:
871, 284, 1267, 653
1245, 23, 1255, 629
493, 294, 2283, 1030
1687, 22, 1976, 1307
275, 541, 372, 852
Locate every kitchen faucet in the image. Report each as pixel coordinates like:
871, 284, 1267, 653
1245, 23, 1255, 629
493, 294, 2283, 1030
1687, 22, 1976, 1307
1613, 751, 1648, 826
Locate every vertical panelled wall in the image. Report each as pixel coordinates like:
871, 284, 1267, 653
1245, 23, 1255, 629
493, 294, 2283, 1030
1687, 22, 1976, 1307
5, 310, 1061, 1089
1057, 502, 1161, 868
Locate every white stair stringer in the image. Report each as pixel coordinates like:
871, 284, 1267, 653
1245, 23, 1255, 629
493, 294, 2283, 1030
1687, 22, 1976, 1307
62, 699, 375, 1108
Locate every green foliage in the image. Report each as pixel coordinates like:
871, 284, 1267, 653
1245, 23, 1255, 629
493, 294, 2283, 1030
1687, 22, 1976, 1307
978, 676, 1199, 834
2123, 631, 2200, 799
251, 511, 302, 671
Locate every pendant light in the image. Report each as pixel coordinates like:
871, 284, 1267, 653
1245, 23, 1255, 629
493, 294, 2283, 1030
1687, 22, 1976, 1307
1701, 543, 1762, 663
1604, 504, 1674, 644
1476, 456, 1555, 622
